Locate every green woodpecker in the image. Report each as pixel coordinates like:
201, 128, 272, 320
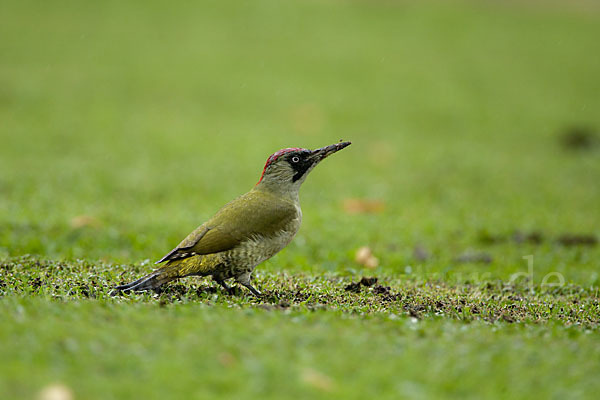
115, 141, 351, 296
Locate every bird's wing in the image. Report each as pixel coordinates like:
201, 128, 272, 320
155, 225, 210, 263
156, 190, 298, 264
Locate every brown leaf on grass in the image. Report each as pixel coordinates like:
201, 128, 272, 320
70, 215, 101, 229
355, 246, 379, 269
38, 384, 74, 400
342, 198, 385, 215
217, 352, 237, 368
300, 368, 335, 392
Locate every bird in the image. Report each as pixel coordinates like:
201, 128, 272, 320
114, 141, 351, 296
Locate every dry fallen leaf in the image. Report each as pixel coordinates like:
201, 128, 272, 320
38, 384, 74, 400
355, 246, 379, 269
342, 198, 385, 215
355, 246, 371, 262
300, 368, 335, 392
217, 352, 237, 368
70, 215, 101, 229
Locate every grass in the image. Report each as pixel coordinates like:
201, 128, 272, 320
1, 0, 600, 398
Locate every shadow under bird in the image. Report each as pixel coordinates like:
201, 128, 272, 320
115, 141, 351, 296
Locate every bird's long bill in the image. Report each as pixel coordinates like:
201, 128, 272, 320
310, 141, 351, 163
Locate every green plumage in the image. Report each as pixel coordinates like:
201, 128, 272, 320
114, 141, 350, 296
163, 189, 298, 260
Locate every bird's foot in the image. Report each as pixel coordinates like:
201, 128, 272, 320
241, 283, 262, 298
216, 280, 244, 296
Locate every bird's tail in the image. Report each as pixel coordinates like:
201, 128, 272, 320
113, 262, 181, 293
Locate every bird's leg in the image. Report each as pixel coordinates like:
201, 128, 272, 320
215, 279, 231, 292
241, 282, 262, 297
236, 272, 262, 297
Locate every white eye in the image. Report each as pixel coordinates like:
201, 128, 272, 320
291, 156, 300, 163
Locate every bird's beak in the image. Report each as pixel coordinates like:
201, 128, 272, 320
309, 141, 351, 163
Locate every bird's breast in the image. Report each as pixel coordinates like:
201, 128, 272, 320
259, 205, 302, 258
231, 206, 301, 268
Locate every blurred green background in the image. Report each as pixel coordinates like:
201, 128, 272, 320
1, 0, 600, 398
2, 0, 599, 281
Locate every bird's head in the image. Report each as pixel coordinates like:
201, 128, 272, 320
256, 141, 351, 196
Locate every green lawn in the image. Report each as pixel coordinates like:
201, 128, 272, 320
1, 0, 600, 399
